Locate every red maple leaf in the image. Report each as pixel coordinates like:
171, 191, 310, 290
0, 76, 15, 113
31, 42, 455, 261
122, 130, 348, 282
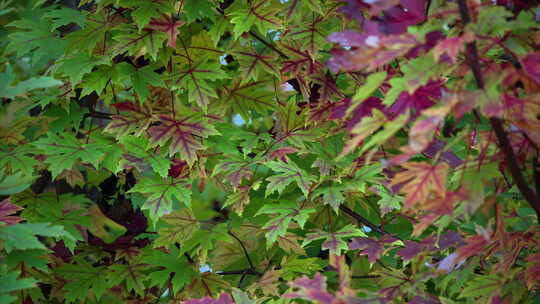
0, 198, 23, 226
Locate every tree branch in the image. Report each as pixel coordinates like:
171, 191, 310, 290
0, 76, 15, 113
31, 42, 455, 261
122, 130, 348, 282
456, 0, 540, 221
228, 231, 260, 274
216, 269, 262, 276
339, 205, 389, 235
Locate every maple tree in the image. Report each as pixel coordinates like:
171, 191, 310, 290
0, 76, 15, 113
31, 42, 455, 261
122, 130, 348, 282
1, 0, 540, 303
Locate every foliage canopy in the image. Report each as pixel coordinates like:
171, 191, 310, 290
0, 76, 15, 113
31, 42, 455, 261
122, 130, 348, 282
1, 0, 540, 303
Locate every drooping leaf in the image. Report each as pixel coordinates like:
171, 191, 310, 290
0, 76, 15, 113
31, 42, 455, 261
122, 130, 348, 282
0, 222, 75, 253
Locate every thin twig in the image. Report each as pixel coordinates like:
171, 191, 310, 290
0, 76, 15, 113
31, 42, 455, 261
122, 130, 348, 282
228, 231, 261, 274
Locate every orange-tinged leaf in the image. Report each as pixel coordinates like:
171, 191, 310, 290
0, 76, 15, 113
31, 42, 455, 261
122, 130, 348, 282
390, 161, 449, 209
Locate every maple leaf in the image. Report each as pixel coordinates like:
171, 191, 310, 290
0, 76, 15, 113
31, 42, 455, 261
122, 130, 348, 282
312, 183, 345, 212
390, 161, 449, 209
226, 0, 282, 40
213, 158, 254, 189
328, 30, 417, 72
6, 18, 66, 64
118, 0, 175, 29
32, 132, 106, 178
349, 235, 398, 263
107, 256, 147, 296
432, 32, 475, 63
128, 175, 191, 222
171, 60, 229, 110
148, 114, 219, 165
256, 201, 316, 245
0, 198, 22, 226
284, 272, 335, 304
249, 269, 282, 296
280, 255, 323, 281
148, 15, 184, 48
303, 225, 366, 255
154, 209, 200, 248
104, 102, 154, 137
456, 235, 492, 264
386, 80, 444, 119
277, 233, 306, 255
223, 186, 250, 216
231, 45, 279, 83
55, 258, 110, 302
143, 247, 197, 293
397, 237, 436, 261
119, 135, 171, 178
183, 293, 234, 304
0, 222, 75, 253
217, 79, 276, 121
111, 24, 167, 60
265, 160, 314, 197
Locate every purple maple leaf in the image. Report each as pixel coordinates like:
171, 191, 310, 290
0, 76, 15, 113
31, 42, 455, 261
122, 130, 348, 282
397, 236, 436, 261
350, 235, 398, 263
438, 231, 464, 250
331, 97, 386, 131
183, 293, 234, 304
406, 31, 445, 59
374, 0, 427, 35
388, 80, 444, 119
522, 52, 540, 85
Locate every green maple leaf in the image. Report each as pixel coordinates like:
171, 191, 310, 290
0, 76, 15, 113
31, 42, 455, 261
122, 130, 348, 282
107, 256, 147, 296
118, 0, 175, 29
217, 79, 276, 121
303, 225, 366, 255
6, 18, 66, 64
33, 132, 105, 178
265, 160, 314, 197
148, 114, 219, 165
183, 0, 217, 22
142, 247, 197, 293
312, 183, 345, 212
0, 172, 34, 195
128, 174, 192, 222
119, 135, 171, 178
42, 7, 88, 30
171, 60, 229, 110
0, 266, 37, 304
154, 208, 200, 248
226, 0, 282, 40
63, 12, 108, 55
231, 45, 280, 83
56, 53, 106, 85
0, 222, 75, 253
55, 259, 110, 302
111, 24, 167, 60
132, 65, 166, 102
256, 201, 315, 245
0, 64, 63, 98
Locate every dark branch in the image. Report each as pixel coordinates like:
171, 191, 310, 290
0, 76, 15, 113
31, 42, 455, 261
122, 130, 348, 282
456, 0, 540, 221
352, 275, 380, 279
216, 269, 262, 276
339, 205, 389, 236
228, 231, 260, 274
